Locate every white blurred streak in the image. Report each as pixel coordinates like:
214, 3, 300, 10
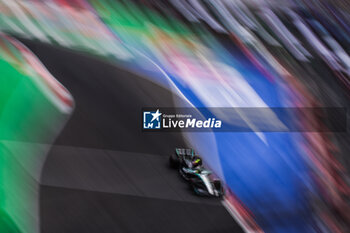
324, 36, 350, 75
0, 2, 28, 36
20, 1, 69, 46
170, 0, 199, 22
224, 0, 257, 30
2, 0, 48, 42
187, 0, 227, 33
44, 1, 86, 46
210, 0, 255, 44
224, 0, 280, 46
259, 8, 311, 61
287, 9, 342, 71
66, 6, 102, 51
208, 0, 291, 81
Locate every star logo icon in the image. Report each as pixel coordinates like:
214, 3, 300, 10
151, 109, 162, 122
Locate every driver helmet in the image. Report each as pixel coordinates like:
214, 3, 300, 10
192, 156, 202, 168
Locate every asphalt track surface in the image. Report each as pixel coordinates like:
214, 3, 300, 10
19, 39, 243, 233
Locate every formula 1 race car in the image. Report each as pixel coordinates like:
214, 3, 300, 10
169, 148, 224, 197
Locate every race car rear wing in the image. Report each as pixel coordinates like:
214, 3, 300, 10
175, 148, 194, 157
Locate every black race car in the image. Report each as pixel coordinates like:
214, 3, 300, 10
169, 148, 224, 197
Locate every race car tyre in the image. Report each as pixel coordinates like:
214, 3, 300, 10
213, 180, 222, 190
169, 153, 179, 168
191, 185, 206, 196
213, 180, 224, 197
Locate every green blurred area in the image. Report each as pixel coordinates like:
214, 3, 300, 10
0, 36, 71, 233
0, 210, 21, 233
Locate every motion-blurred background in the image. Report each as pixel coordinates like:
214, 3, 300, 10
0, 0, 349, 232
